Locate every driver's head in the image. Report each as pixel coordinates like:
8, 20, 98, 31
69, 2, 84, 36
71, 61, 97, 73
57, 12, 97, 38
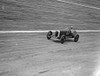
70, 26, 73, 29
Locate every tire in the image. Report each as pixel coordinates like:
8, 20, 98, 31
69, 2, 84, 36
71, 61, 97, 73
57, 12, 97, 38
47, 31, 52, 40
60, 35, 66, 44
74, 34, 79, 42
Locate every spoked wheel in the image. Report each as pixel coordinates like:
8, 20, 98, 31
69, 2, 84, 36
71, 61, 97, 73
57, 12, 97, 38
60, 35, 66, 44
47, 31, 52, 40
74, 34, 79, 42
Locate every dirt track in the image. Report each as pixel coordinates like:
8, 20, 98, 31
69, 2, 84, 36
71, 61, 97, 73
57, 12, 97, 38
0, 0, 100, 30
0, 32, 100, 76
0, 0, 100, 76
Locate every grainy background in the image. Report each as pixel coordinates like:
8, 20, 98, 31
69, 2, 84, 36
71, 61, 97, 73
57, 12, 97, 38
0, 0, 100, 30
0, 0, 100, 76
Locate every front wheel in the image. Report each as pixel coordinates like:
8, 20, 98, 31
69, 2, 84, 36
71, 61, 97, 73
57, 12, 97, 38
47, 31, 52, 40
60, 35, 66, 44
74, 34, 79, 42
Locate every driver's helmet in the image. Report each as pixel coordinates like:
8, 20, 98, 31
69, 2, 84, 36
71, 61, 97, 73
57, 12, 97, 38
70, 26, 73, 29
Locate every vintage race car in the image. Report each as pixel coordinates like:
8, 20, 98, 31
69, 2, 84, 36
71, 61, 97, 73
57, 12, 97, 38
46, 29, 79, 44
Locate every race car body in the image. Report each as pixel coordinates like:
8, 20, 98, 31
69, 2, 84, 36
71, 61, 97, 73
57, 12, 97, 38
47, 28, 79, 44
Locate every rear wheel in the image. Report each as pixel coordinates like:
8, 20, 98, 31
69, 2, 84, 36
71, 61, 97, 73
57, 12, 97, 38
60, 35, 66, 44
74, 34, 79, 42
47, 31, 52, 40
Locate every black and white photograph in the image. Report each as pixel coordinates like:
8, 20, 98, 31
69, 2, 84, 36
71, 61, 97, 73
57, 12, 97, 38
0, 0, 100, 76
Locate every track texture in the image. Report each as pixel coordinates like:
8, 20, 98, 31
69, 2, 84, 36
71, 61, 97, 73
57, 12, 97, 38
0, 33, 100, 76
0, 0, 100, 30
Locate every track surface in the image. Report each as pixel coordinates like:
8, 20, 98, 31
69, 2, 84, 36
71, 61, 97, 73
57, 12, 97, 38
58, 0, 100, 9
0, 32, 100, 76
0, 0, 100, 30
0, 0, 100, 76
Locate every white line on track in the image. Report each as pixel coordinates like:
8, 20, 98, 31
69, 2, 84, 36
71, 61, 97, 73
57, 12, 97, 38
0, 30, 100, 33
0, 30, 49, 33
57, 0, 100, 10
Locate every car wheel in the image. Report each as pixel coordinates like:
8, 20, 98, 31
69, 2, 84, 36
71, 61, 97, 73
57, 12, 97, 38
60, 35, 66, 44
47, 31, 52, 40
74, 34, 79, 42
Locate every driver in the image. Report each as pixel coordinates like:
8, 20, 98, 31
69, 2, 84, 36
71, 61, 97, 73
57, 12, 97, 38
65, 26, 73, 34
70, 26, 75, 33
